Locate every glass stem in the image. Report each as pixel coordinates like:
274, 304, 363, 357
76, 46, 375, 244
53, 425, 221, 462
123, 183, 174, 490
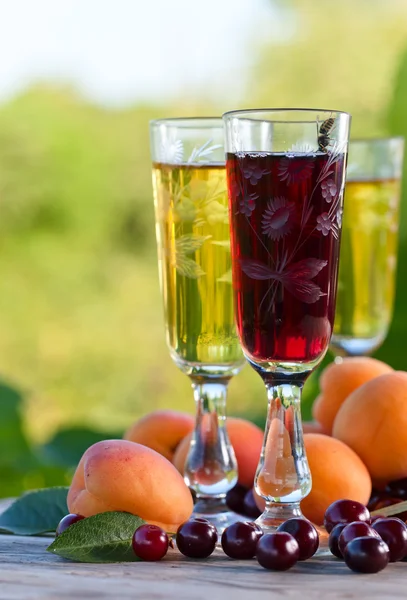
184, 379, 238, 516
255, 381, 312, 529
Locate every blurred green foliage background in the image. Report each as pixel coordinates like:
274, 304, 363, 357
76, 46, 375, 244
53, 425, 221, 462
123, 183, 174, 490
2, 0, 407, 497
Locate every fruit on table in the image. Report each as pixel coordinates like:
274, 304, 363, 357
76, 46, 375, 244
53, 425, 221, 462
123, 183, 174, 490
221, 521, 263, 559
132, 524, 169, 561
372, 518, 407, 562
328, 523, 346, 558
344, 537, 390, 573
176, 518, 217, 558
300, 435, 372, 525
302, 421, 329, 435
338, 521, 380, 556
56, 513, 85, 536
277, 518, 319, 560
242, 488, 261, 519
385, 477, 407, 500
324, 499, 370, 533
256, 532, 300, 571
312, 357, 392, 434
123, 410, 194, 462
333, 371, 407, 484
67, 440, 193, 532
172, 417, 264, 489
225, 483, 248, 515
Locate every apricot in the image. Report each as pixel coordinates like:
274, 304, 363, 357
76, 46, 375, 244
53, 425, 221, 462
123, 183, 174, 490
67, 440, 193, 532
302, 421, 329, 435
312, 357, 392, 434
300, 434, 371, 525
254, 433, 372, 524
123, 410, 194, 461
172, 417, 264, 489
333, 371, 407, 484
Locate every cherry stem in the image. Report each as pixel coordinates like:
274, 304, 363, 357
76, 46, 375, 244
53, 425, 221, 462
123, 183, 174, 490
371, 500, 407, 518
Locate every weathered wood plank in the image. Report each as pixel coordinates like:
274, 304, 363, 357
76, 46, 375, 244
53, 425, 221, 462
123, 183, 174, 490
0, 534, 406, 600
1, 499, 407, 599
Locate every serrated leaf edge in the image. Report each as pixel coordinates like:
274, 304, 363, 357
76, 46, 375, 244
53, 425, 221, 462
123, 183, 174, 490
46, 511, 146, 563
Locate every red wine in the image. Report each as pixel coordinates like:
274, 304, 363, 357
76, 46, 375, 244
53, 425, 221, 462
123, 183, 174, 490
226, 150, 346, 364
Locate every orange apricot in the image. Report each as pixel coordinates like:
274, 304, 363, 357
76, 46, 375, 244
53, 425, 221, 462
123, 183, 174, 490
67, 440, 193, 532
333, 371, 407, 484
172, 417, 264, 489
302, 421, 329, 435
312, 357, 392, 434
300, 434, 372, 525
123, 410, 194, 461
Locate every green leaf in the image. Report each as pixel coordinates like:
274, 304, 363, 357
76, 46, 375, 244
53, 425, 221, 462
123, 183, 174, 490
0, 487, 69, 535
173, 234, 210, 278
175, 234, 211, 254
47, 512, 146, 563
175, 256, 205, 278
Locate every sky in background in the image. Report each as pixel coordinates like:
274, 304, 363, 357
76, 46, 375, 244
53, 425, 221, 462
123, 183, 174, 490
0, 0, 282, 106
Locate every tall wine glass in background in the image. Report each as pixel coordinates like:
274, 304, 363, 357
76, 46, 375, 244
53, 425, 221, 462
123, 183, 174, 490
150, 118, 245, 529
223, 109, 351, 529
331, 137, 404, 357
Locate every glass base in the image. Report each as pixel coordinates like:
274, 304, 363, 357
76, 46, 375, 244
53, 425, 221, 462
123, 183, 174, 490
255, 501, 303, 531
193, 497, 244, 533
255, 505, 332, 556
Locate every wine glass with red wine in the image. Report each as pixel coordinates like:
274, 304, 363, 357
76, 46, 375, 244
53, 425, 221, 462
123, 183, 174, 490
223, 108, 351, 530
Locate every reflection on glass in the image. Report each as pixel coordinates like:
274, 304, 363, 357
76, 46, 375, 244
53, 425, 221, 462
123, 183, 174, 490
332, 137, 404, 356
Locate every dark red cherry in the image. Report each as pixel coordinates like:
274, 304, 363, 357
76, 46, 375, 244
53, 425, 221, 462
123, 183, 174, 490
226, 484, 249, 515
176, 518, 217, 558
344, 537, 390, 573
132, 524, 169, 561
277, 518, 319, 560
256, 532, 299, 571
56, 513, 85, 536
385, 478, 407, 500
243, 489, 262, 519
338, 521, 379, 556
221, 521, 262, 559
324, 499, 370, 533
328, 523, 346, 558
372, 518, 407, 562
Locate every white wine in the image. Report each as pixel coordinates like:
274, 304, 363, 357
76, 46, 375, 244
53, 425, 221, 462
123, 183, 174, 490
152, 161, 243, 372
333, 178, 400, 354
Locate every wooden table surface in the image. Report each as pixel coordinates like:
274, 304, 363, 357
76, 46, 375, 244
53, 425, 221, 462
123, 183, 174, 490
1, 501, 407, 599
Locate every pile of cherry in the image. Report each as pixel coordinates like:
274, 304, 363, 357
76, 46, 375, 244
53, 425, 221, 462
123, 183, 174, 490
57, 499, 407, 573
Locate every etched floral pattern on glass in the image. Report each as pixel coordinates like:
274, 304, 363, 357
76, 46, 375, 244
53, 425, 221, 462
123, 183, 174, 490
226, 144, 347, 363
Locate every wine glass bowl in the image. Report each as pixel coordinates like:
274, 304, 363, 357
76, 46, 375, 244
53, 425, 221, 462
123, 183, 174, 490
223, 108, 351, 530
331, 136, 404, 357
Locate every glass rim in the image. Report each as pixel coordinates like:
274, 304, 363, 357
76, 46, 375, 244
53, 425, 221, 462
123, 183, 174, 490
222, 107, 351, 123
150, 116, 222, 128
